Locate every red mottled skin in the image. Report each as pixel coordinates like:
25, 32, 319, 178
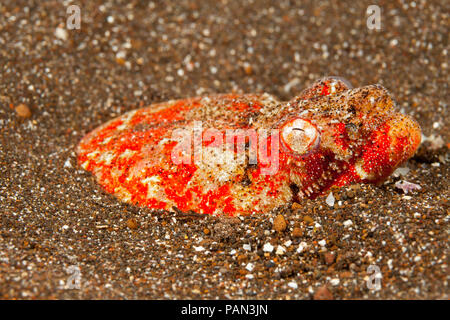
77, 77, 421, 216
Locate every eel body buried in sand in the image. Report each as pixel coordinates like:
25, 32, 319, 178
77, 77, 421, 216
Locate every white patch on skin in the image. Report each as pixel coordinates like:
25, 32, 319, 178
100, 136, 113, 145
98, 151, 116, 165
81, 161, 90, 169
126, 166, 148, 182
116, 110, 137, 130
158, 138, 170, 146
118, 149, 136, 159
146, 101, 176, 114
231, 183, 292, 214
195, 146, 243, 184
298, 110, 310, 116
113, 186, 132, 202
355, 161, 369, 179
86, 150, 100, 159
330, 81, 337, 93
141, 175, 162, 198
260, 92, 277, 102
201, 97, 212, 104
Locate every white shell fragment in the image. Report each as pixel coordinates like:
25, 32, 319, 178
326, 192, 335, 207
395, 180, 422, 194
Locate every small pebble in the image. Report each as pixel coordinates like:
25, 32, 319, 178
55, 27, 68, 41
395, 180, 422, 194
324, 252, 335, 265
292, 227, 303, 238
273, 214, 287, 232
343, 220, 353, 227
314, 286, 334, 300
326, 192, 335, 206
126, 218, 138, 230
275, 245, 286, 255
263, 243, 274, 253
288, 281, 298, 289
303, 215, 314, 225
330, 278, 340, 286
15, 104, 31, 118
291, 202, 302, 210
297, 242, 308, 253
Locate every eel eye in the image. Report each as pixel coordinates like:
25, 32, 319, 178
280, 118, 320, 156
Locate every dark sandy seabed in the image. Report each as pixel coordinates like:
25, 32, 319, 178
0, 0, 448, 299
